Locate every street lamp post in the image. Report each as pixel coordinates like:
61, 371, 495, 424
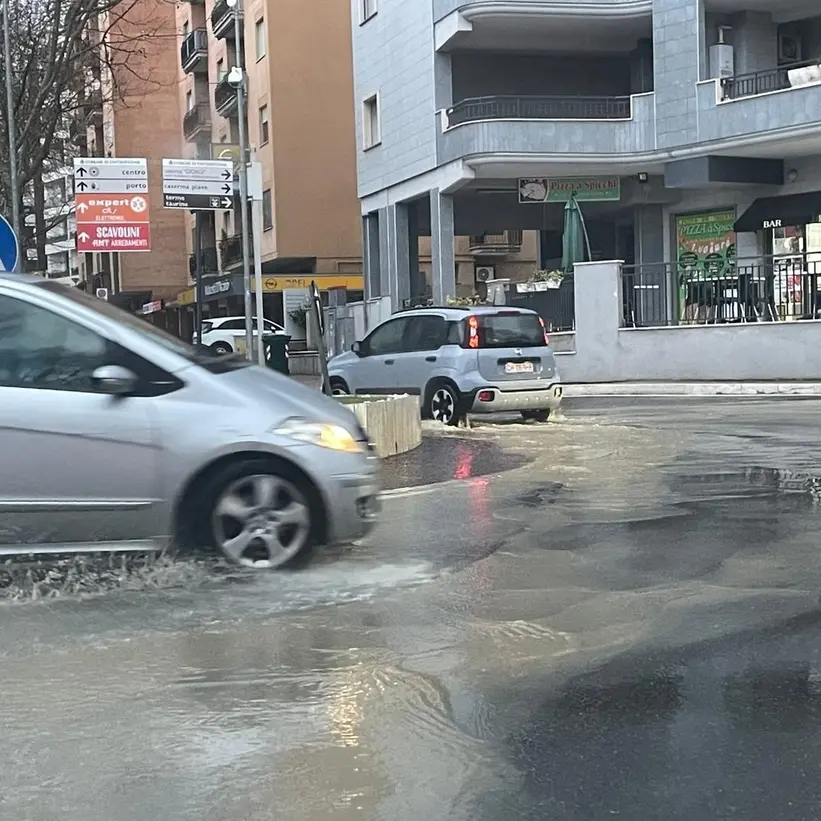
226, 0, 253, 358
2, 0, 21, 267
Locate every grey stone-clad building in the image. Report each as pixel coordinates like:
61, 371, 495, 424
350, 0, 821, 309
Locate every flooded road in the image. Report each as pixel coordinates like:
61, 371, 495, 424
4, 397, 821, 820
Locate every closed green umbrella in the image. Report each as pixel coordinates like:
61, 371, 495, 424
561, 194, 592, 272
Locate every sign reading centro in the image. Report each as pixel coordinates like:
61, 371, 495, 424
519, 176, 620, 203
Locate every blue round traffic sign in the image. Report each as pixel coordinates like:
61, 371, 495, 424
0, 215, 19, 273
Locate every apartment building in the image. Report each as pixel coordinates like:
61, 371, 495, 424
75, 0, 191, 309
351, 0, 821, 313
174, 0, 362, 325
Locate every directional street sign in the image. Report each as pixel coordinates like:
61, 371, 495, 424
162, 158, 234, 210
0, 215, 19, 272
73, 157, 151, 252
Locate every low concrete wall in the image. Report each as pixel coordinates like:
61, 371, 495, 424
338, 395, 422, 458
556, 261, 821, 383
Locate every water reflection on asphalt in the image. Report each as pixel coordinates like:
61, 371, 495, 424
4, 399, 821, 819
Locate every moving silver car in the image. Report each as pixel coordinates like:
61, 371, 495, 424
0, 275, 379, 569
328, 305, 562, 425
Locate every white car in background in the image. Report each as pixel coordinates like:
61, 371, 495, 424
194, 316, 286, 354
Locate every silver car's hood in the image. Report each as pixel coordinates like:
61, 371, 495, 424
214, 365, 360, 430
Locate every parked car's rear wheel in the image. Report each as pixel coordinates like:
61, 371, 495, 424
194, 458, 320, 569
425, 381, 460, 426
330, 377, 350, 395
211, 341, 233, 355
521, 409, 551, 423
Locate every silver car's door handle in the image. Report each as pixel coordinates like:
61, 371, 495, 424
384, 359, 394, 364
425, 356, 436, 362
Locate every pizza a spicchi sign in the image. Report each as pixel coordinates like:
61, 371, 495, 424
518, 176, 621, 204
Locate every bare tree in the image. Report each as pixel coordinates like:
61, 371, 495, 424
0, 0, 177, 266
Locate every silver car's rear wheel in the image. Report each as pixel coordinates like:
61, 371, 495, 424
428, 384, 459, 426
212, 473, 311, 568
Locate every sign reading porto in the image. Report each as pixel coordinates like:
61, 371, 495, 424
74, 158, 151, 252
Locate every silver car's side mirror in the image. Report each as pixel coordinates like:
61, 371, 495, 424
351, 341, 362, 355
92, 365, 137, 396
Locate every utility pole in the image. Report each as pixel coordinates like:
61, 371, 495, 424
2, 0, 21, 266
226, 0, 253, 358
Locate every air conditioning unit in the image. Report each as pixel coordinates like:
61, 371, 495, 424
475, 265, 495, 282
95, 287, 108, 300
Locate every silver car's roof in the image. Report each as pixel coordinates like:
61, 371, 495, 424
394, 305, 539, 319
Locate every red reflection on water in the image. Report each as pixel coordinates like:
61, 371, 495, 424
453, 443, 474, 480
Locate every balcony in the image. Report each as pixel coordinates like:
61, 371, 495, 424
219, 233, 242, 268
189, 247, 219, 278
438, 91, 655, 164
214, 77, 238, 116
720, 60, 821, 101
83, 90, 102, 125
468, 230, 523, 256
210, 0, 242, 39
183, 104, 212, 141
447, 95, 632, 128
180, 28, 208, 73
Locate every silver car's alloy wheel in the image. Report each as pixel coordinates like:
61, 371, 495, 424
212, 473, 311, 569
431, 387, 456, 424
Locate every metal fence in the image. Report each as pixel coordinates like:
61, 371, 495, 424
620, 257, 821, 328
507, 279, 575, 332
721, 60, 819, 101
446, 95, 632, 127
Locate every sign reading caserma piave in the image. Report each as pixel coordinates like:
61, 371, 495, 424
518, 176, 621, 204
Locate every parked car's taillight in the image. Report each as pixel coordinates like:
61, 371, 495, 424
538, 316, 549, 345
466, 315, 479, 348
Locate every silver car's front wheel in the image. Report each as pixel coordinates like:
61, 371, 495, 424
212, 473, 312, 568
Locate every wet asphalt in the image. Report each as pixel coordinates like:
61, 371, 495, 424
5, 397, 821, 819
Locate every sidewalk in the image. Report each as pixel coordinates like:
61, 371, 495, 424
564, 382, 821, 397
290, 375, 821, 397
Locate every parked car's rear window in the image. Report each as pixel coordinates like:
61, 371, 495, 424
478, 312, 545, 348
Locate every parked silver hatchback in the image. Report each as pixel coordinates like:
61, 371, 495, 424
328, 305, 562, 424
0, 275, 379, 569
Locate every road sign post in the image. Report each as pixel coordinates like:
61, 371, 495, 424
0, 214, 19, 273
73, 158, 151, 254
161, 159, 234, 210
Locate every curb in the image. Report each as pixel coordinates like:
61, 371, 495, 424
564, 383, 821, 397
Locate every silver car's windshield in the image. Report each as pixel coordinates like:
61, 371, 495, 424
36, 281, 251, 372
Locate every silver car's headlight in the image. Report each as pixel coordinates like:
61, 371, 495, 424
273, 418, 362, 453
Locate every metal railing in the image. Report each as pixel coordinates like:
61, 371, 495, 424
507, 278, 575, 332
180, 28, 208, 71
721, 60, 820, 101
468, 230, 523, 254
83, 90, 102, 124
188, 247, 219, 278
620, 257, 821, 328
214, 77, 237, 115
210, 0, 242, 36
183, 104, 211, 139
447, 95, 632, 127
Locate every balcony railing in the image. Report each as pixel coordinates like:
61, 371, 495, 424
214, 77, 238, 116
180, 28, 208, 73
447, 95, 632, 127
183, 104, 211, 141
468, 230, 523, 255
189, 247, 219, 278
219, 234, 244, 268
83, 90, 102, 124
211, 0, 242, 38
721, 60, 821, 101
621, 256, 821, 328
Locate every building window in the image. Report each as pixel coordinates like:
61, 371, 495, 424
216, 58, 225, 83
262, 189, 272, 230
360, 0, 377, 23
259, 104, 269, 145
362, 93, 380, 149
182, 20, 190, 37
185, 90, 193, 111
255, 18, 265, 60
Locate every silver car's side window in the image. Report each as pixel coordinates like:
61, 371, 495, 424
0, 294, 107, 393
366, 318, 408, 355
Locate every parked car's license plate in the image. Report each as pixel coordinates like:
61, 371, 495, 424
505, 361, 534, 373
